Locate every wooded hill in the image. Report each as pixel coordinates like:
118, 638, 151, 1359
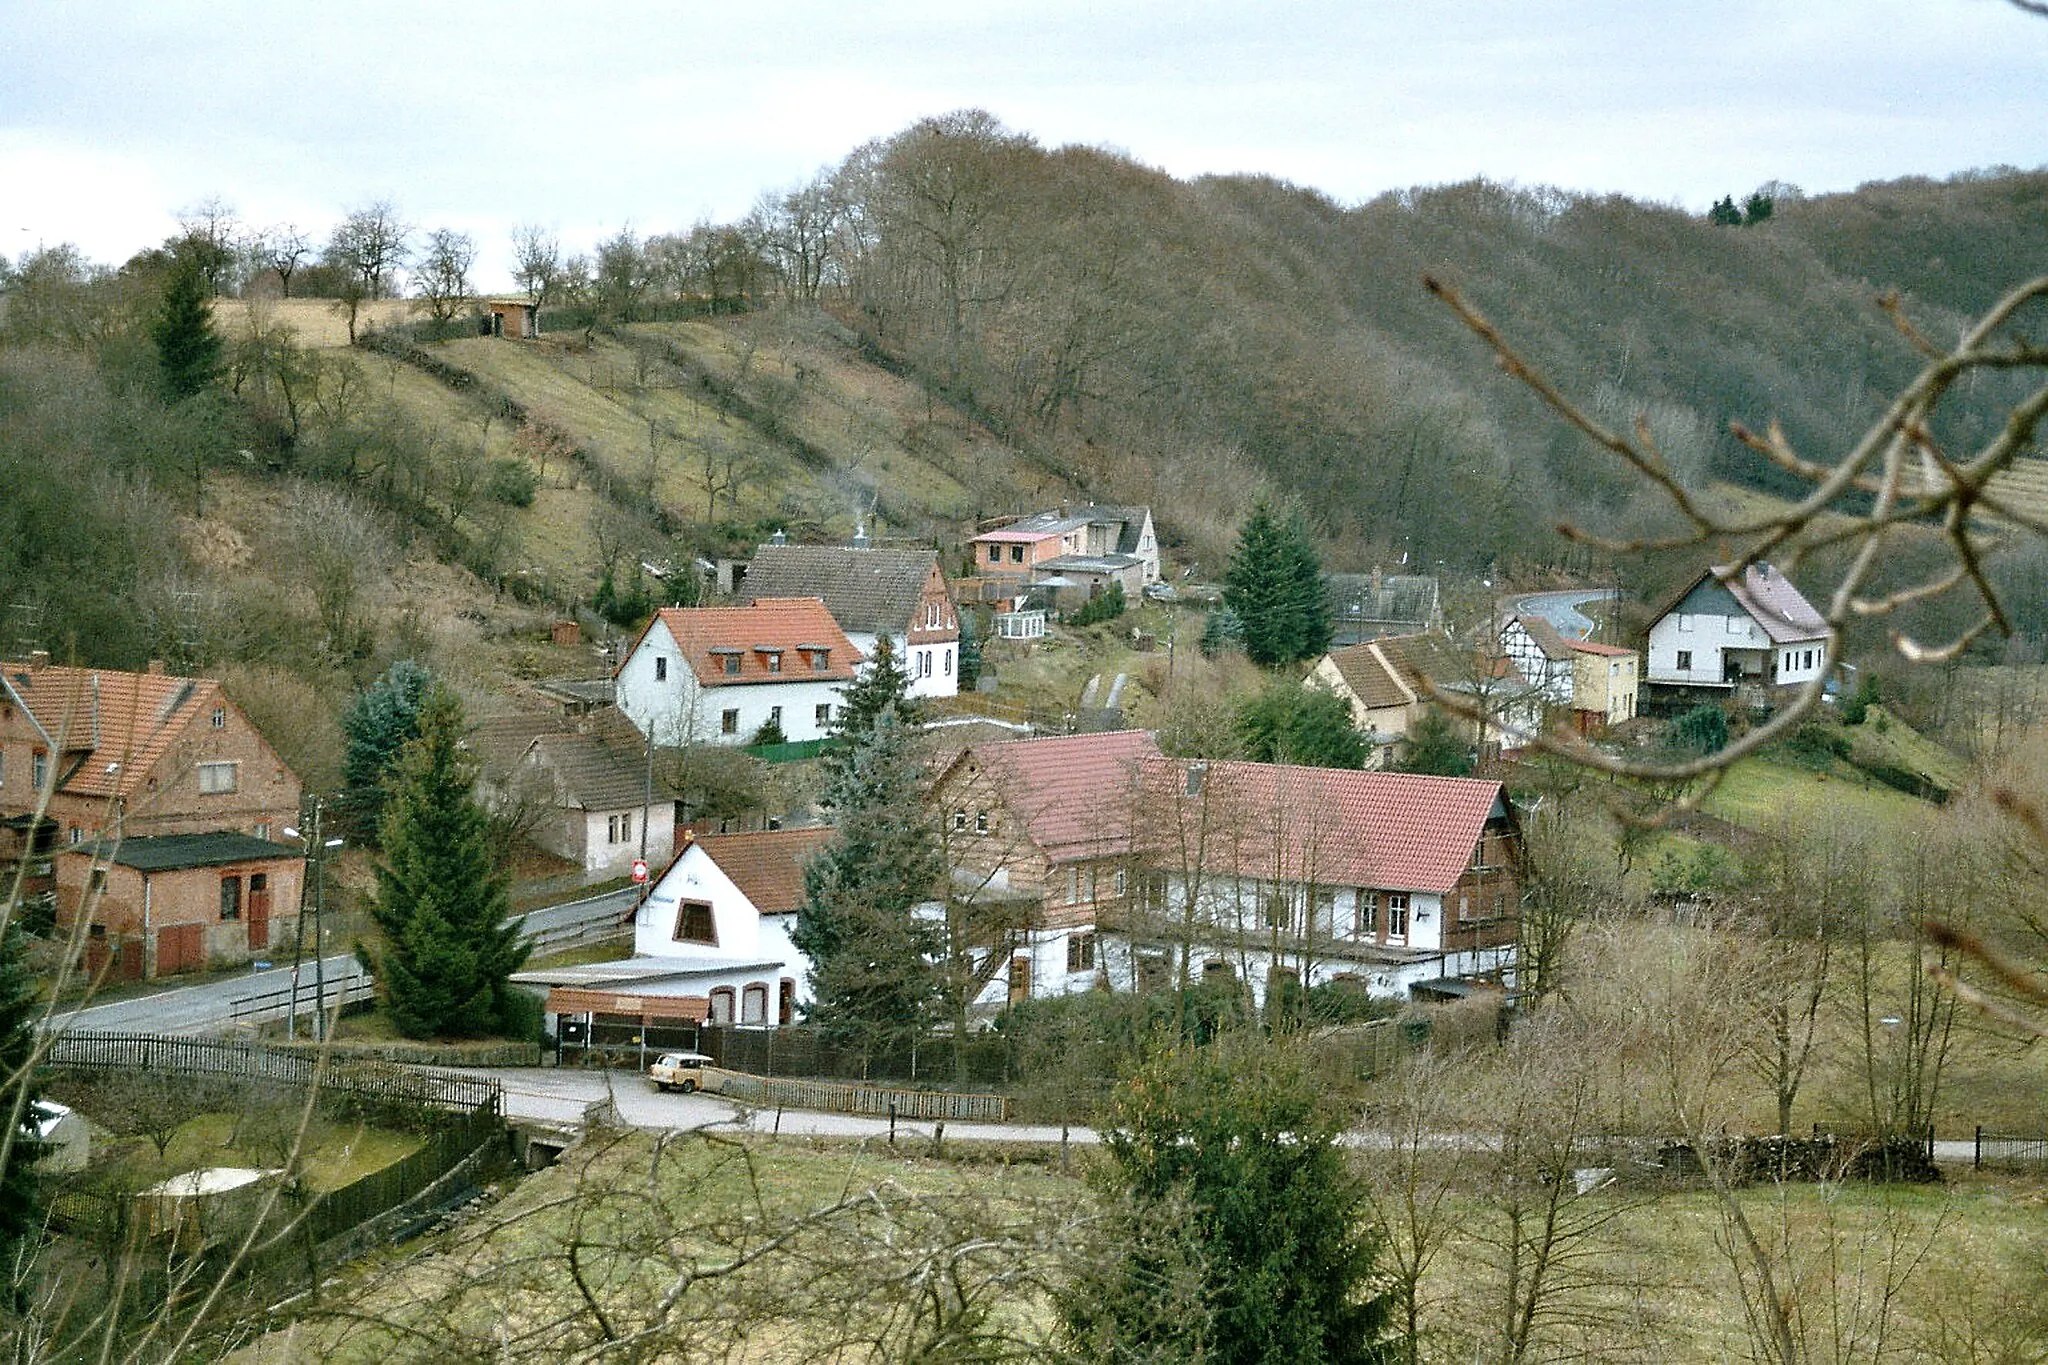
3, 117, 2045, 723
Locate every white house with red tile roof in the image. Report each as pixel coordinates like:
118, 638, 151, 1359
1645, 564, 1830, 693
1121, 758, 1522, 1005
613, 599, 863, 746
520, 826, 832, 1035
929, 732, 1521, 1009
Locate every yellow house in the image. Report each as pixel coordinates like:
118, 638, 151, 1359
1569, 640, 1639, 732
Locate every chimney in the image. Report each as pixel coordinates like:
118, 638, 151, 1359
146, 659, 166, 676
28, 650, 49, 672
1185, 761, 1207, 796
769, 528, 788, 546
851, 519, 871, 550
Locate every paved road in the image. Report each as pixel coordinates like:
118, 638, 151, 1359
1512, 588, 1618, 641
44, 886, 640, 1037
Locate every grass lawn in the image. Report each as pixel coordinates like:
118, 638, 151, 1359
1700, 752, 1933, 835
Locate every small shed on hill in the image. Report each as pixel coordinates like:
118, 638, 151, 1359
482, 298, 539, 339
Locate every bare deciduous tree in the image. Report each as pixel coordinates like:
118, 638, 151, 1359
414, 228, 477, 323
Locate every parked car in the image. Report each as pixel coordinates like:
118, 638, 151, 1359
1143, 581, 1177, 602
647, 1051, 716, 1093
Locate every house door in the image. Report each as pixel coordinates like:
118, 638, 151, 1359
157, 923, 204, 976
246, 873, 271, 952
778, 979, 796, 1026
1009, 954, 1032, 1003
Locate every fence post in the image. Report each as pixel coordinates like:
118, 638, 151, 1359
1976, 1125, 1983, 1170
889, 1101, 897, 1145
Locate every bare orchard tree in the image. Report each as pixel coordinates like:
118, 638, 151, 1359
256, 222, 312, 298
414, 228, 478, 322
174, 195, 242, 296
283, 483, 392, 663
327, 201, 412, 303
1358, 1049, 1478, 1365
510, 223, 564, 307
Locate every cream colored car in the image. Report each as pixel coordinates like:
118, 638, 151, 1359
647, 1051, 716, 1093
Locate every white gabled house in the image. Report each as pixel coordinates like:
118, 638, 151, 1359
519, 827, 830, 1039
739, 543, 961, 699
1645, 564, 1829, 695
614, 599, 862, 747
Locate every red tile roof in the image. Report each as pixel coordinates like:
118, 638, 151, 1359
1720, 563, 1828, 643
623, 599, 862, 688
1567, 639, 1635, 659
1134, 758, 1506, 895
1322, 639, 1422, 710
1, 661, 232, 800
695, 827, 833, 915
952, 730, 1159, 865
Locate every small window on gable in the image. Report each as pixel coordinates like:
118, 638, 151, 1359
952, 808, 967, 832
198, 761, 238, 794
655, 657, 668, 682
210, 706, 226, 729
975, 809, 990, 835
674, 900, 716, 944
810, 648, 830, 672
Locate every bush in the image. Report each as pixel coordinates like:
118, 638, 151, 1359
485, 457, 539, 507
1069, 582, 1127, 627
750, 717, 787, 746
1840, 671, 1881, 725
1667, 703, 1729, 756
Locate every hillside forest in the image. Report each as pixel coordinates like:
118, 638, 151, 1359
3, 115, 2047, 774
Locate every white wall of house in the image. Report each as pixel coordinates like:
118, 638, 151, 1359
1499, 621, 1574, 705
1165, 874, 1447, 953
617, 620, 850, 744
580, 803, 676, 876
1772, 641, 1829, 687
1647, 610, 1827, 687
842, 629, 959, 700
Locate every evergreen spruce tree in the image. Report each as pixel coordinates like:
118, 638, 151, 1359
829, 632, 917, 761
1235, 684, 1367, 769
361, 683, 530, 1038
791, 709, 942, 1057
1060, 1040, 1395, 1364
1224, 503, 1331, 667
150, 260, 222, 401
341, 660, 434, 841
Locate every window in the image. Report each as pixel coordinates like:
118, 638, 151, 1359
1727, 617, 1743, 635
987, 545, 1001, 565
975, 809, 990, 835
32, 751, 46, 791
1068, 868, 1080, 904
952, 808, 968, 832
768, 705, 783, 729
927, 603, 941, 628
1355, 891, 1378, 937
741, 984, 768, 1025
1262, 886, 1295, 933
220, 875, 242, 921
709, 988, 735, 1025
1803, 649, 1815, 670
810, 649, 830, 672
1009, 545, 1024, 564
720, 709, 739, 735
210, 706, 226, 729
1675, 650, 1693, 672
943, 650, 952, 676
1387, 893, 1409, 939
655, 657, 668, 682
764, 651, 782, 674
1458, 894, 1472, 922
253, 823, 269, 841
67, 827, 82, 846
0, 750, 5, 786
1313, 887, 1337, 931
608, 812, 633, 844
723, 654, 742, 676
197, 761, 238, 794
674, 900, 716, 944
816, 703, 832, 727
1067, 932, 1097, 973
1113, 868, 1127, 897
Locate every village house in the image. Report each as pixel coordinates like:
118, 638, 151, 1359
929, 732, 1521, 1010
0, 654, 303, 857
470, 706, 676, 879
969, 505, 1161, 591
613, 599, 862, 748
740, 541, 961, 698
1117, 759, 1522, 1006
1303, 634, 1431, 767
1498, 616, 1640, 733
929, 730, 1162, 1006
519, 826, 829, 1041
1644, 563, 1829, 700
54, 831, 303, 980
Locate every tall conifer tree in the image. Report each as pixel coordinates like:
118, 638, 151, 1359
360, 684, 530, 1038
151, 260, 222, 401
1225, 503, 1331, 667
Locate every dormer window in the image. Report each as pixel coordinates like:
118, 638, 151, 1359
755, 646, 783, 674
799, 644, 831, 672
711, 647, 744, 676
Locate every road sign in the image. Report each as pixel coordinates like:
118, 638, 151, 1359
631, 859, 649, 884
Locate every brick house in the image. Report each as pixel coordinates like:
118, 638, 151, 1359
969, 505, 1160, 587
740, 543, 961, 698
613, 600, 863, 747
55, 832, 303, 980
0, 654, 302, 850
928, 730, 1162, 1004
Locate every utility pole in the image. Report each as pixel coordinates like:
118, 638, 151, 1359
286, 799, 344, 1041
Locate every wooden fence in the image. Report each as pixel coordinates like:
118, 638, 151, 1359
712, 1070, 1009, 1123
42, 1031, 501, 1116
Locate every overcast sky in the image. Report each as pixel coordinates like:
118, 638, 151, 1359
4, 0, 2044, 289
